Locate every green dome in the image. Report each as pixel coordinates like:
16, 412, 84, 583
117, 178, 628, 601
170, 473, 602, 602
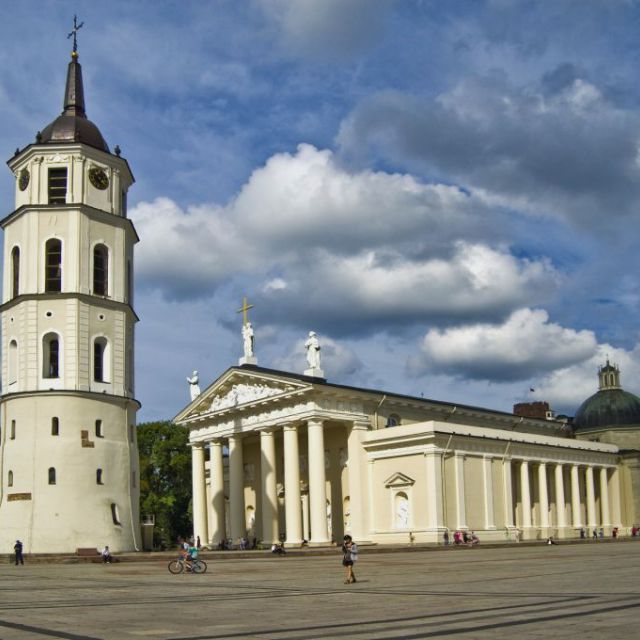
573, 388, 640, 431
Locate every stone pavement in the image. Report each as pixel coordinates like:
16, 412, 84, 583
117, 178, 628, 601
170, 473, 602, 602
0, 542, 638, 639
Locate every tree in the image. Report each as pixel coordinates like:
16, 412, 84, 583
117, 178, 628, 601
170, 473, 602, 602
138, 421, 192, 549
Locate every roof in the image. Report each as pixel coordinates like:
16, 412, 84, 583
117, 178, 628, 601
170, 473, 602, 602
573, 388, 640, 432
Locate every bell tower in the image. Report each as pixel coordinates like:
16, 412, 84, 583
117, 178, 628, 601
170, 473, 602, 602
0, 32, 141, 552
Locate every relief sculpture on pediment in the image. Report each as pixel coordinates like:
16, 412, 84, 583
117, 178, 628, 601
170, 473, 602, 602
192, 381, 296, 417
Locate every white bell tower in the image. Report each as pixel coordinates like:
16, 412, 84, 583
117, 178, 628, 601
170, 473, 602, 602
0, 37, 141, 552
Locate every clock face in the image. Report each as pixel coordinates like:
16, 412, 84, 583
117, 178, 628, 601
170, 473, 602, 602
18, 169, 29, 191
89, 166, 109, 190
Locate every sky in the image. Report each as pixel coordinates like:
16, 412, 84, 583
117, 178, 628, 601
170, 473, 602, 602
2, 0, 640, 423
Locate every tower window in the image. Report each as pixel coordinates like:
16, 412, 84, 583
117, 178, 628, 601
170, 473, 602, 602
48, 467, 56, 485
51, 417, 59, 436
10, 420, 16, 440
43, 333, 60, 378
93, 244, 109, 296
11, 246, 20, 298
45, 239, 62, 292
95, 419, 103, 438
8, 471, 13, 487
96, 468, 103, 485
111, 503, 121, 525
94, 338, 109, 382
48, 168, 67, 204
8, 340, 18, 385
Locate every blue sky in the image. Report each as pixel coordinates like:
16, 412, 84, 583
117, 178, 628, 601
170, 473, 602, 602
2, 1, 640, 422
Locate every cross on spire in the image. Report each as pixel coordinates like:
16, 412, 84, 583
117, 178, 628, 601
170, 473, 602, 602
68, 15, 84, 54
237, 296, 254, 326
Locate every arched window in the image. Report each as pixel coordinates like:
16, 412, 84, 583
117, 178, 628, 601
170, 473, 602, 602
48, 467, 56, 485
95, 419, 104, 438
11, 246, 20, 298
94, 338, 109, 382
43, 333, 60, 378
96, 468, 103, 485
8, 340, 18, 385
45, 239, 62, 292
10, 420, 16, 440
111, 503, 121, 525
126, 260, 133, 304
386, 414, 402, 427
8, 470, 13, 487
51, 417, 59, 436
93, 244, 109, 296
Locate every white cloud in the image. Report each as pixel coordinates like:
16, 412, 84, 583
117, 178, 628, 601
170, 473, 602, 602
415, 308, 597, 381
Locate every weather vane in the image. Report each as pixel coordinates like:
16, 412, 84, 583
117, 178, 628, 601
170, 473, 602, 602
68, 15, 84, 53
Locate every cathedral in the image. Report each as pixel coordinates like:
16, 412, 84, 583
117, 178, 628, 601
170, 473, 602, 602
0, 35, 140, 553
176, 342, 640, 546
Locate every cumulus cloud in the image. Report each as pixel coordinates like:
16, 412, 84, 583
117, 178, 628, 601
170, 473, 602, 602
337, 71, 640, 226
131, 145, 558, 330
413, 308, 597, 381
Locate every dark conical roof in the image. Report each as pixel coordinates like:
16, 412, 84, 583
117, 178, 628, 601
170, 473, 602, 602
39, 51, 109, 152
573, 361, 640, 431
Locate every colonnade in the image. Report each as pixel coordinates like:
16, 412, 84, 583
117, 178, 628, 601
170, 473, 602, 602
190, 418, 369, 546
505, 459, 621, 536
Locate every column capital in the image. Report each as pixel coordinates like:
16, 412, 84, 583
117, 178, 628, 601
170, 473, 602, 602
188, 441, 206, 450
280, 422, 299, 432
351, 419, 370, 431
307, 417, 324, 427
257, 426, 277, 434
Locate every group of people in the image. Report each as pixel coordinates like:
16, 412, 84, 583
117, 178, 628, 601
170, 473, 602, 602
446, 530, 479, 546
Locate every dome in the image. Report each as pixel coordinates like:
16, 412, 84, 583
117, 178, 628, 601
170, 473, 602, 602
37, 51, 109, 153
573, 388, 640, 431
573, 360, 640, 432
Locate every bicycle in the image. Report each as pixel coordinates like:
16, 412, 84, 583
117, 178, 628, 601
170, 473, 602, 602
168, 556, 207, 574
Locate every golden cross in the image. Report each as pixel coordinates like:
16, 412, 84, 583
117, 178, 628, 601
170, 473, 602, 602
237, 296, 254, 326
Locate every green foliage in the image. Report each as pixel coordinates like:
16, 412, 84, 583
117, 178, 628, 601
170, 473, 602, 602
138, 420, 192, 549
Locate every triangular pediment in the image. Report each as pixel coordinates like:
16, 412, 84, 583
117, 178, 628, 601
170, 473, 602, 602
174, 367, 312, 423
384, 472, 415, 488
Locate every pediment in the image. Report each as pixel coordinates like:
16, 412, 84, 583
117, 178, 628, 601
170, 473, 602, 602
384, 472, 415, 488
176, 368, 311, 422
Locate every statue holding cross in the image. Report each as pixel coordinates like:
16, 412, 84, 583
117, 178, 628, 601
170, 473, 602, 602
237, 297, 258, 365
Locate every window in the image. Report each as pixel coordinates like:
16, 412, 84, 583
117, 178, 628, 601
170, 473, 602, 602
48, 467, 56, 485
96, 469, 103, 485
386, 414, 402, 428
51, 417, 59, 436
10, 420, 16, 440
48, 167, 67, 204
11, 246, 19, 298
45, 239, 62, 292
111, 503, 121, 525
8, 471, 13, 487
94, 338, 109, 382
93, 244, 108, 296
8, 340, 17, 384
43, 333, 60, 378
121, 190, 127, 215
126, 260, 133, 304
132, 471, 136, 488
129, 424, 134, 442
95, 419, 103, 438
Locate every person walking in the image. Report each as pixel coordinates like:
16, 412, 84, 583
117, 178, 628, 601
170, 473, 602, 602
14, 540, 24, 565
342, 535, 358, 584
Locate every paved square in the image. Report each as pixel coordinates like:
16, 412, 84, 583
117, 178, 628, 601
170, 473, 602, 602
0, 543, 638, 639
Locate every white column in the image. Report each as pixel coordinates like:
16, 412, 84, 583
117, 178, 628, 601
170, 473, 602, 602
454, 454, 467, 529
483, 456, 495, 529
301, 493, 310, 542
307, 419, 330, 544
571, 464, 582, 528
425, 451, 444, 530
503, 459, 514, 528
209, 440, 226, 545
228, 435, 246, 541
283, 424, 302, 545
586, 466, 597, 529
599, 467, 611, 527
554, 464, 566, 529
538, 462, 549, 531
260, 429, 279, 545
520, 460, 532, 529
347, 421, 368, 540
610, 467, 622, 526
191, 443, 208, 544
